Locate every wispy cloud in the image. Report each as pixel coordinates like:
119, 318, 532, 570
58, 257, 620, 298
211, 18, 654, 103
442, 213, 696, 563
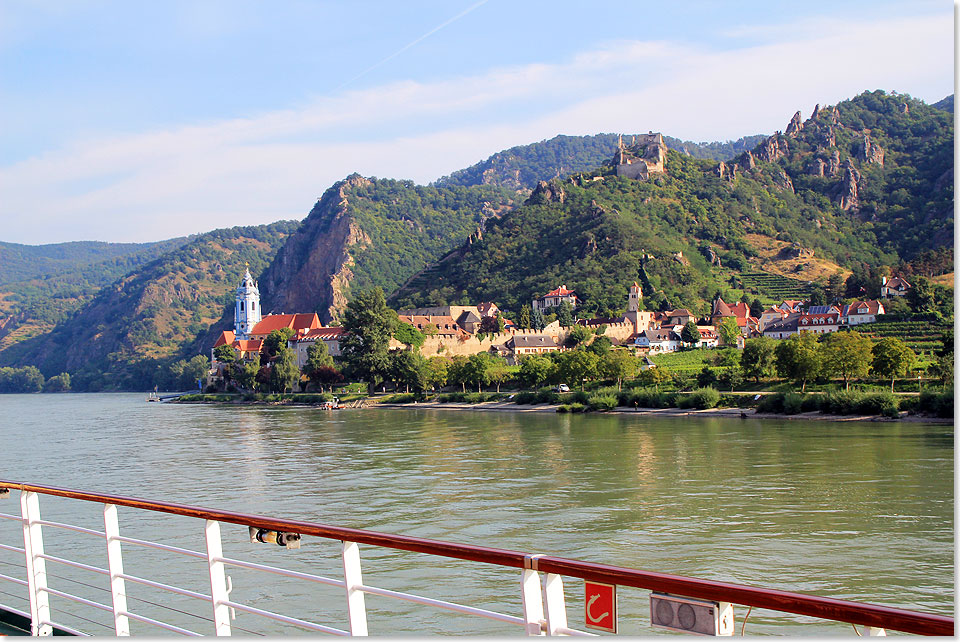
0, 12, 950, 244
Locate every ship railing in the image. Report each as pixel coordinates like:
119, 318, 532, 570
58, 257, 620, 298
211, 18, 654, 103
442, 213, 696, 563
0, 481, 952, 636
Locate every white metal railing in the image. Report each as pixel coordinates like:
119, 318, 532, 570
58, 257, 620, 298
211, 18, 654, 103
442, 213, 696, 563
0, 482, 952, 637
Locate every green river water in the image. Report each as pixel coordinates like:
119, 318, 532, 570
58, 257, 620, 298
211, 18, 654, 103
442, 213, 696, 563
0, 393, 952, 635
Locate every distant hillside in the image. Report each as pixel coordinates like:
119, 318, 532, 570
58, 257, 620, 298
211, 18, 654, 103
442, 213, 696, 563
394, 91, 953, 317
0, 237, 191, 351
0, 239, 187, 286
0, 222, 298, 390
933, 94, 953, 112
434, 133, 767, 190
257, 175, 515, 323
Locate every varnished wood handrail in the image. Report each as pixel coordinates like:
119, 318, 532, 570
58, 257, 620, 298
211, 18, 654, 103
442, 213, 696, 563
1, 480, 952, 636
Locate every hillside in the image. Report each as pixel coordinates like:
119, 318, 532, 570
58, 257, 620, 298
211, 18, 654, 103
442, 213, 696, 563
393, 91, 953, 317
0, 238, 191, 352
434, 133, 767, 190
257, 175, 515, 323
0, 222, 298, 390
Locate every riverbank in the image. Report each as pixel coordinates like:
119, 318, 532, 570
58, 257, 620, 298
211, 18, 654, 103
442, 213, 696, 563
372, 400, 953, 423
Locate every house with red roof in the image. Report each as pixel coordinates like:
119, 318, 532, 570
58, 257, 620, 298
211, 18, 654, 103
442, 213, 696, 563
881, 276, 911, 298
841, 300, 885, 326
532, 285, 579, 313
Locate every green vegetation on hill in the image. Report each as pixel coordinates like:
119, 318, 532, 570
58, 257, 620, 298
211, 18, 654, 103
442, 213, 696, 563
434, 133, 767, 190
342, 179, 516, 298
737, 272, 811, 300
0, 222, 298, 391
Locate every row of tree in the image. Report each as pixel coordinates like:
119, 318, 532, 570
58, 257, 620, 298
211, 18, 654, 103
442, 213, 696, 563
0, 366, 71, 393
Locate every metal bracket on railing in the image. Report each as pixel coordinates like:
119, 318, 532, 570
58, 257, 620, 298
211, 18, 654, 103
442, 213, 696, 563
103, 504, 130, 635
205, 520, 232, 636
342, 541, 368, 635
226, 576, 236, 620
21, 491, 52, 636
521, 555, 546, 636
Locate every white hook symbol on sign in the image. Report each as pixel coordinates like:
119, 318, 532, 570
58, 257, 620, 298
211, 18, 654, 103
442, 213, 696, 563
586, 594, 609, 624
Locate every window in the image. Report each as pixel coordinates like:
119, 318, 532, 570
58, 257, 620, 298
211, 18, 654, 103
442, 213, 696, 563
240, 302, 244, 311
252, 302, 256, 310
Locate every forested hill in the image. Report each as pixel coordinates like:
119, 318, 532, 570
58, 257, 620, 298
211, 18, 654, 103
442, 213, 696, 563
0, 222, 298, 390
933, 94, 953, 112
257, 175, 516, 324
0, 238, 189, 287
434, 133, 768, 190
393, 90, 953, 317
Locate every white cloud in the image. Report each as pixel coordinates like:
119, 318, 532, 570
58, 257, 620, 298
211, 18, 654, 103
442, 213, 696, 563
0, 12, 951, 244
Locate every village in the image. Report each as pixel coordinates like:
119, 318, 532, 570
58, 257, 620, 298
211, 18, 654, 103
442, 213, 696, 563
209, 267, 911, 390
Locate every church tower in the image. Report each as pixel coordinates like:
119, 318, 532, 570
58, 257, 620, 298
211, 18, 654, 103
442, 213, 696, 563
627, 281, 643, 312
234, 266, 261, 339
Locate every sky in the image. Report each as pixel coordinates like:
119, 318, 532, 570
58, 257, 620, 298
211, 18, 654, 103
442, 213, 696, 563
0, 1, 954, 245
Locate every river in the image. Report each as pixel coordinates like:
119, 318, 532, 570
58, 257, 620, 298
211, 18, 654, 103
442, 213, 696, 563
0, 393, 952, 635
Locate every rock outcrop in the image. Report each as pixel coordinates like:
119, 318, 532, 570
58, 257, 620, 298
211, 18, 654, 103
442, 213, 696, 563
785, 111, 804, 137
528, 180, 565, 205
859, 135, 885, 166
258, 176, 373, 323
756, 135, 788, 163
837, 160, 862, 211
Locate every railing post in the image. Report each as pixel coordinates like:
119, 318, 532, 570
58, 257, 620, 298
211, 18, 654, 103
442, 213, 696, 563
341, 541, 368, 635
204, 520, 232, 636
542, 573, 567, 636
521, 569, 545, 635
21, 491, 52, 636
103, 504, 130, 635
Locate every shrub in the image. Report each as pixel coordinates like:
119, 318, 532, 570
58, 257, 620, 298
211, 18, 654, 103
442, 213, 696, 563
587, 393, 618, 411
800, 395, 823, 413
513, 391, 537, 405
677, 387, 720, 409
556, 404, 569, 413
856, 392, 899, 417
916, 387, 953, 418
568, 402, 587, 413
570, 390, 590, 404
783, 392, 805, 415
625, 387, 677, 408
385, 393, 418, 404
756, 393, 785, 413
535, 389, 561, 404
438, 392, 467, 403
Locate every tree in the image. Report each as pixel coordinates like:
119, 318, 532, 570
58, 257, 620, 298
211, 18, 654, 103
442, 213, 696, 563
907, 276, 937, 315
425, 357, 449, 390
565, 324, 592, 348
871, 337, 917, 392
749, 298, 765, 319
587, 334, 613, 356
556, 302, 574, 327
487, 356, 511, 392
717, 317, 741, 347
269, 345, 299, 393
340, 288, 398, 392
808, 285, 826, 306
740, 337, 776, 382
394, 322, 425, 350
479, 314, 505, 335
821, 331, 873, 390
234, 355, 260, 390
774, 333, 821, 392
302, 342, 335, 390
390, 350, 427, 392
313, 365, 344, 392
600, 350, 636, 390
518, 355, 554, 388
464, 353, 491, 392
681, 321, 701, 347
637, 366, 670, 390
717, 367, 743, 392
168, 355, 210, 391
826, 271, 846, 303
531, 307, 546, 331
447, 356, 470, 392
554, 350, 599, 391
263, 328, 294, 358
44, 372, 71, 393
213, 344, 238, 364
696, 366, 718, 389
518, 305, 532, 330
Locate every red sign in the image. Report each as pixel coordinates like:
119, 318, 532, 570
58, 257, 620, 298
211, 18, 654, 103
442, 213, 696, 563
584, 581, 617, 633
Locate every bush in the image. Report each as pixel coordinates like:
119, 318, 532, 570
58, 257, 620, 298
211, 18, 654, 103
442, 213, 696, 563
718, 393, 758, 408
384, 393, 418, 404
535, 389, 561, 404
821, 390, 899, 417
513, 391, 538, 405
856, 392, 899, 418
916, 387, 953, 418
783, 392, 805, 415
438, 392, 467, 403
570, 390, 590, 404
587, 393, 618, 411
756, 393, 785, 413
624, 387, 677, 408
677, 387, 720, 409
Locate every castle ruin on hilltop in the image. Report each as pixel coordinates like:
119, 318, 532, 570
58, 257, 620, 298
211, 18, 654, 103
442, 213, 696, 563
613, 133, 668, 179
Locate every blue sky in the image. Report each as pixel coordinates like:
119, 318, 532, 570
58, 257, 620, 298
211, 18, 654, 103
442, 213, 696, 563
0, 1, 953, 244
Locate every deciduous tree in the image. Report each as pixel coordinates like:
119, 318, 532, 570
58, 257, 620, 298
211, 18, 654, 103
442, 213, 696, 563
871, 337, 916, 392
821, 331, 873, 390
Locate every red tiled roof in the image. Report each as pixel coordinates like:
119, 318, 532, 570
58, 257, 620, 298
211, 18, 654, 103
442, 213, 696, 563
300, 327, 344, 340
235, 339, 263, 352
544, 285, 575, 297
213, 330, 235, 348
250, 313, 321, 336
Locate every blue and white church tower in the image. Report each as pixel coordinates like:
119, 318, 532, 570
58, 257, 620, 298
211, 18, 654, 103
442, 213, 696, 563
235, 265, 261, 340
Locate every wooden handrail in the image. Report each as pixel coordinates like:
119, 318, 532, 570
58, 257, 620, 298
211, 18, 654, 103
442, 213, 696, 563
2, 480, 953, 636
